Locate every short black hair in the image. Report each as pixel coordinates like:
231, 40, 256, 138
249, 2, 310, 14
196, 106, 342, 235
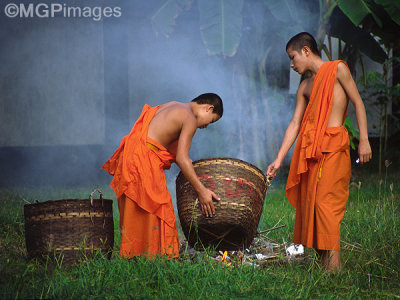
191, 93, 223, 117
286, 32, 320, 56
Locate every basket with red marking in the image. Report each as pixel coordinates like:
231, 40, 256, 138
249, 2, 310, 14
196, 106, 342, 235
24, 189, 114, 264
176, 157, 270, 251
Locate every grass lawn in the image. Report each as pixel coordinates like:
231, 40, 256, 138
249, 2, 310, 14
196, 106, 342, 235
0, 166, 399, 299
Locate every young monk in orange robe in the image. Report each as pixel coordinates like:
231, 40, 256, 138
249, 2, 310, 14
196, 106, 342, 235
103, 93, 223, 258
267, 32, 372, 271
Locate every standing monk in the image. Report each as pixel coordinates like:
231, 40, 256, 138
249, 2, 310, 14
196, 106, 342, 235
103, 93, 223, 258
267, 32, 372, 271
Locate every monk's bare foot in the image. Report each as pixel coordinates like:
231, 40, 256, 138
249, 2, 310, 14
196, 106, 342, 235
316, 249, 341, 273
316, 249, 328, 268
325, 250, 341, 273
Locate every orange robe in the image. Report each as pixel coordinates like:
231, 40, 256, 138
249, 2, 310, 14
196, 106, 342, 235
102, 104, 180, 258
286, 61, 351, 251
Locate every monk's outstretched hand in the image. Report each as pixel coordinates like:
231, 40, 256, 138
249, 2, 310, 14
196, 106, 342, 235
266, 159, 282, 179
198, 188, 220, 217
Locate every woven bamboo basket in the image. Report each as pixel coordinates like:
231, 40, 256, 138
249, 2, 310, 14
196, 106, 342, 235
24, 190, 114, 264
176, 157, 270, 251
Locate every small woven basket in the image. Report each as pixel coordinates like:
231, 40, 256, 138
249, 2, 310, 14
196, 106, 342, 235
24, 189, 114, 264
176, 157, 270, 251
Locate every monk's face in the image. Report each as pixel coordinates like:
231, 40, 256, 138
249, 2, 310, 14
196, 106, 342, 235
287, 47, 308, 74
197, 106, 220, 129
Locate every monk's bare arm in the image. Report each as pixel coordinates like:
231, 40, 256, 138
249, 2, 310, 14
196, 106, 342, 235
175, 111, 220, 217
337, 62, 372, 163
266, 80, 308, 178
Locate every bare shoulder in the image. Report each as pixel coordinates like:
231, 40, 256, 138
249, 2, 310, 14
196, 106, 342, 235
336, 61, 352, 81
298, 77, 309, 92
159, 101, 185, 112
155, 101, 196, 130
163, 102, 195, 121
148, 101, 196, 147
298, 76, 313, 100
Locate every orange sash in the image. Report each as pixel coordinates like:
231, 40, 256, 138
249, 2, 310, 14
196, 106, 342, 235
286, 60, 348, 208
285, 61, 351, 251
102, 104, 176, 227
102, 104, 179, 257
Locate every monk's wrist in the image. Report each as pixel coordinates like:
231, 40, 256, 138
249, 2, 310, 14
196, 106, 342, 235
195, 184, 208, 195
275, 155, 284, 165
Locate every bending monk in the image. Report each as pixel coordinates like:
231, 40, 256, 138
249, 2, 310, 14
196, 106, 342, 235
103, 93, 223, 258
266, 32, 372, 272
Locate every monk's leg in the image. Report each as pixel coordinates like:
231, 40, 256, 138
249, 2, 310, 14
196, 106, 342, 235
326, 250, 341, 272
118, 194, 179, 259
317, 249, 341, 272
316, 249, 327, 267
314, 150, 350, 272
118, 194, 161, 258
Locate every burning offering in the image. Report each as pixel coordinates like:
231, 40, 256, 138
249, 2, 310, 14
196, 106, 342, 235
176, 157, 270, 251
179, 232, 305, 268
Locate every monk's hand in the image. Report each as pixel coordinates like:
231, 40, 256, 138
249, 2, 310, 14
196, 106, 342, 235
358, 139, 372, 164
266, 159, 281, 179
198, 188, 220, 218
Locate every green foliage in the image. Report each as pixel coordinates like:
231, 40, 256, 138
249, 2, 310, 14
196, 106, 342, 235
151, 0, 192, 37
198, 0, 244, 56
336, 0, 400, 28
359, 58, 400, 173
151, 0, 398, 65
262, 0, 311, 38
344, 116, 359, 150
370, 0, 400, 25
152, 0, 244, 56
329, 7, 388, 64
333, 0, 400, 63
361, 60, 400, 102
337, 0, 382, 27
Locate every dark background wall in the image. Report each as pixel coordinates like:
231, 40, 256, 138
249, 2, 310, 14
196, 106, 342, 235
0, 1, 239, 186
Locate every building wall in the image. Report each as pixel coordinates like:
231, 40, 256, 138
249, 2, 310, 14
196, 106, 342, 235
0, 17, 105, 147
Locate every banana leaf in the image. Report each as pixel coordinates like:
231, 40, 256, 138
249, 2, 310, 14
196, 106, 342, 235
198, 0, 244, 56
374, 0, 400, 25
337, 0, 382, 27
151, 0, 192, 37
329, 8, 387, 64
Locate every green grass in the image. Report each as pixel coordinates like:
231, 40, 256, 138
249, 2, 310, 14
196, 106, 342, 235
1, 168, 399, 299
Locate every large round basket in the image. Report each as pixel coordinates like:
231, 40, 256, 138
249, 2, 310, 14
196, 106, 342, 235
176, 157, 269, 251
24, 190, 114, 264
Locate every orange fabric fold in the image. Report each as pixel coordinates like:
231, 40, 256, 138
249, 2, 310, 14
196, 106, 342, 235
102, 104, 179, 257
118, 194, 179, 258
285, 61, 351, 251
286, 60, 348, 208
292, 127, 351, 251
